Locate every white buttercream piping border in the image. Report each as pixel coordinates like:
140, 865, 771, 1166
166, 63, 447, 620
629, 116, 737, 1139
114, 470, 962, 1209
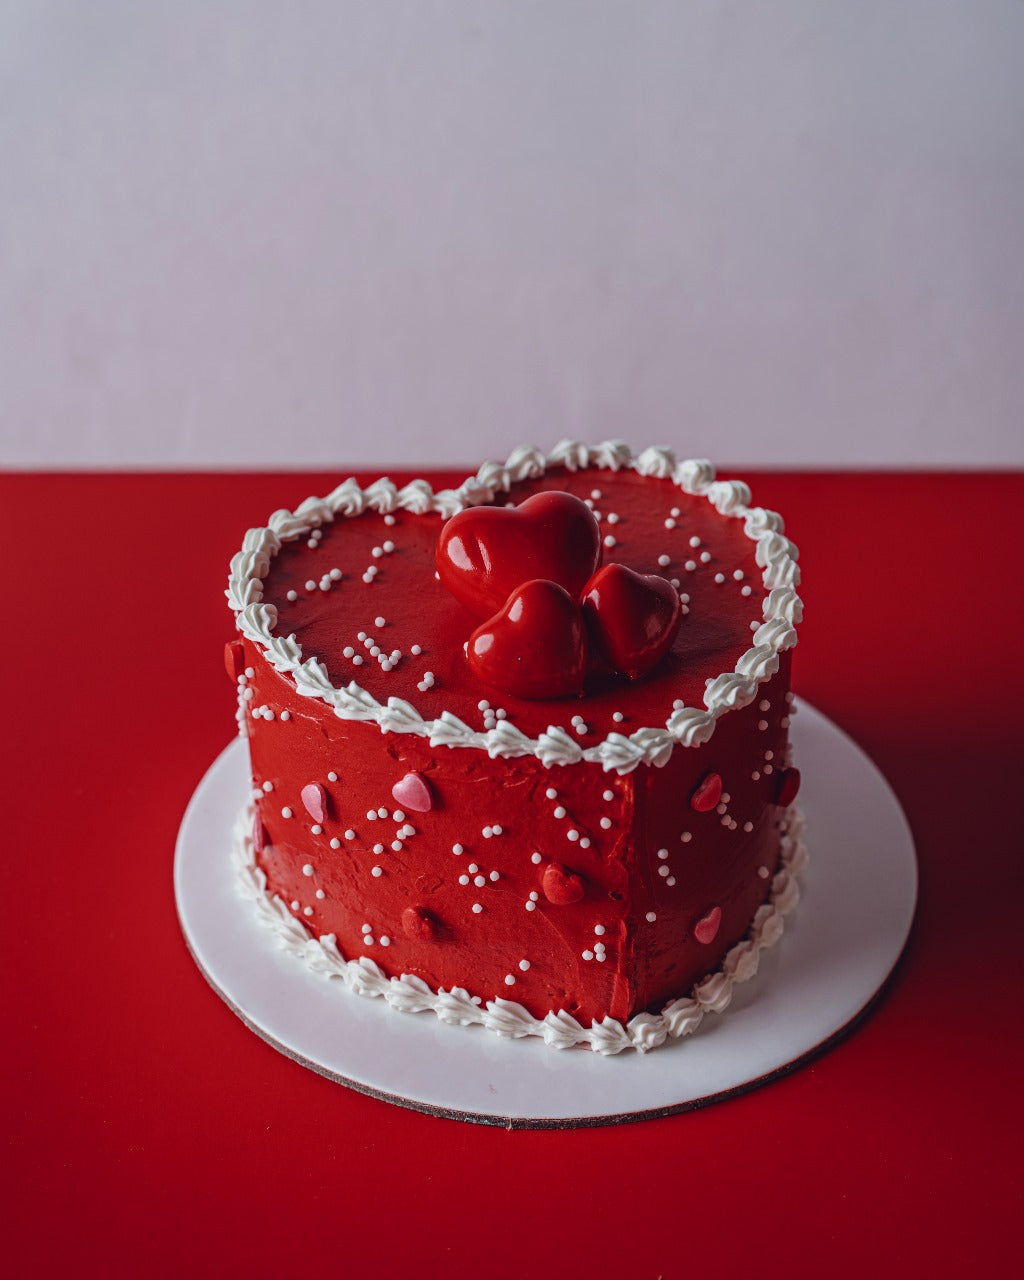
226, 441, 802, 772
233, 804, 808, 1056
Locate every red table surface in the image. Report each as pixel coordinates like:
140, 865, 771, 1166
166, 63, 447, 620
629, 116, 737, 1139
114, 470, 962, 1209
3, 469, 1022, 1278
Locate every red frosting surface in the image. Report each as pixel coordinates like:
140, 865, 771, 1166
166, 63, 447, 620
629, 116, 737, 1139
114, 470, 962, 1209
238, 466, 797, 1028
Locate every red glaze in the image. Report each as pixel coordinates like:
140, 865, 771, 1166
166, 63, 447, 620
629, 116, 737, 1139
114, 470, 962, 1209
690, 771, 723, 812
392, 771, 433, 813
581, 563, 683, 680
435, 490, 602, 619
775, 767, 801, 807
693, 905, 722, 945
468, 579, 587, 700
541, 863, 586, 905
300, 782, 326, 823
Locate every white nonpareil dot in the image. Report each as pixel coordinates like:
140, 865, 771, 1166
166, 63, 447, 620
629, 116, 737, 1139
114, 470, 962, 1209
328, 771, 338, 782
744, 821, 754, 833
646, 912, 657, 923
664, 518, 676, 529
302, 863, 314, 876
567, 829, 579, 841
352, 655, 364, 665
366, 810, 376, 821
594, 924, 606, 936
741, 585, 753, 597
330, 838, 341, 849
262, 781, 273, 792
392, 841, 403, 852
734, 570, 745, 581
714, 573, 725, 584
519, 959, 530, 971
612, 712, 624, 723
474, 875, 486, 887
603, 535, 616, 548
666, 876, 676, 886
316, 889, 325, 899
329, 568, 342, 581
482, 826, 492, 838
290, 900, 299, 910
546, 788, 558, 800
303, 907, 313, 917
700, 551, 712, 564
411, 644, 422, 656
607, 512, 619, 525
689, 536, 701, 548
286, 590, 297, 602
311, 824, 322, 835
553, 806, 566, 819
758, 720, 769, 731
529, 890, 539, 901
600, 817, 612, 829
681, 831, 692, 842
658, 865, 670, 878
393, 809, 405, 821
281, 807, 293, 819
657, 848, 669, 860
472, 904, 483, 914
375, 616, 386, 627
371, 866, 383, 877
531, 852, 542, 864
579, 837, 591, 849
377, 807, 388, 818
658, 554, 671, 568
504, 974, 516, 986
344, 828, 355, 840
361, 923, 372, 933
525, 901, 536, 912
380, 936, 391, 947
383, 541, 395, 553
602, 789, 614, 802
493, 824, 502, 835
452, 843, 463, 855
582, 950, 594, 961
489, 870, 500, 882
685, 560, 697, 572
305, 580, 316, 592
459, 874, 470, 886
758, 866, 770, 879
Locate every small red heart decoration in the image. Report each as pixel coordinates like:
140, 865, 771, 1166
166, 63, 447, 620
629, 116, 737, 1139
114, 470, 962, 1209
392, 771, 433, 813
468, 579, 587, 700
774, 767, 801, 807
541, 862, 586, 905
690, 771, 723, 812
300, 783, 327, 824
581, 563, 682, 680
693, 905, 722, 945
402, 905, 440, 941
436, 490, 602, 619
224, 639, 245, 682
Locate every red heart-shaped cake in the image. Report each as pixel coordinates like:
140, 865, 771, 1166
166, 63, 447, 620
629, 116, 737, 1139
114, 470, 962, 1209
581, 562, 683, 680
436, 490, 602, 619
468, 579, 587, 699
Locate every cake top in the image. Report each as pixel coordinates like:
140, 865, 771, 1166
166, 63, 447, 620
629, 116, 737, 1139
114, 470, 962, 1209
227, 441, 802, 772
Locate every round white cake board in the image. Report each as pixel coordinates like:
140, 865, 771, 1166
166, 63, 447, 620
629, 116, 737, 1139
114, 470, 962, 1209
175, 701, 917, 1127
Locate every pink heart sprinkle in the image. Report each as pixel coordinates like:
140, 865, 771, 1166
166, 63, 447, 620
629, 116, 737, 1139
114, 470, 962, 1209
392, 771, 433, 813
693, 906, 722, 945
300, 783, 326, 824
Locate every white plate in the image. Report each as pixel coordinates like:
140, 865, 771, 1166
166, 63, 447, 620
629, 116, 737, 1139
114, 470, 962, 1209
175, 701, 916, 1126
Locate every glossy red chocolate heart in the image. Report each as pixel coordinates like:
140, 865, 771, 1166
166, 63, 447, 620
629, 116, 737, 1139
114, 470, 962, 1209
468, 579, 587, 700
581, 563, 682, 680
436, 490, 602, 619
541, 862, 586, 905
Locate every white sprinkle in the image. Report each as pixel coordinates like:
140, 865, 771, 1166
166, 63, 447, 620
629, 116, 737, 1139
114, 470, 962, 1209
612, 712, 624, 723
594, 924, 606, 936
600, 817, 612, 829
744, 821, 754, 833
758, 866, 770, 879
567, 829, 579, 842
714, 573, 726, 584
553, 806, 566, 819
383, 540, 395, 553
505, 975, 516, 986
689, 536, 701, 548
478, 700, 490, 711
328, 771, 338, 782
452, 843, 464, 855
590, 489, 602, 500
393, 809, 405, 821
366, 810, 377, 821
384, 514, 396, 526
658, 554, 671, 568
734, 569, 745, 581
290, 900, 299, 910
311, 824, 322, 835
303, 907, 313, 917
378, 807, 387, 818
646, 912, 657, 923
685, 559, 697, 572
330, 838, 341, 849
330, 568, 342, 581
305, 580, 317, 592
666, 876, 676, 886
483, 826, 493, 838
375, 616, 386, 627
262, 781, 273, 792
459, 875, 470, 886
472, 904, 483, 914
657, 848, 669, 860
316, 889, 325, 899
468, 863, 479, 874
741, 585, 753, 596
525, 901, 536, 912
489, 870, 500, 882
529, 891, 539, 901
280, 711, 291, 721
752, 770, 761, 780
700, 551, 712, 563
352, 655, 364, 665
658, 865, 670, 878
493, 824, 503, 835
411, 644, 422, 656
361, 923, 372, 933
546, 788, 558, 800
582, 950, 594, 961
531, 852, 542, 864
281, 807, 293, 819
286, 590, 298, 602
519, 959, 530, 971
391, 841, 403, 852
758, 720, 769, 731
371, 866, 383, 877
302, 864, 314, 877
496, 708, 507, 720
380, 936, 390, 947
371, 546, 383, 558
580, 837, 591, 849
681, 831, 692, 843
607, 512, 619, 525
764, 764, 774, 775
760, 699, 771, 711
474, 875, 486, 887
604, 535, 616, 548
664, 518, 676, 529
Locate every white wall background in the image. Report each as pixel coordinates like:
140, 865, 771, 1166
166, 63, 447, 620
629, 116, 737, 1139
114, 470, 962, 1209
1, 0, 1021, 470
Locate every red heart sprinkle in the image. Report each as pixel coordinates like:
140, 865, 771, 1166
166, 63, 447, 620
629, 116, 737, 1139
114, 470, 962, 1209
693, 905, 722, 945
224, 640, 245, 682
468, 580, 587, 700
436, 490, 602, 619
542, 863, 586, 905
690, 772, 723, 812
581, 563, 682, 680
300, 783, 326, 824
775, 767, 801, 807
392, 771, 433, 813
402, 905, 439, 941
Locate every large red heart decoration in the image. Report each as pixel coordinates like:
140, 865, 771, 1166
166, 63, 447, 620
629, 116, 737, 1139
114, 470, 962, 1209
436, 490, 602, 619
581, 563, 682, 680
468, 579, 587, 699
